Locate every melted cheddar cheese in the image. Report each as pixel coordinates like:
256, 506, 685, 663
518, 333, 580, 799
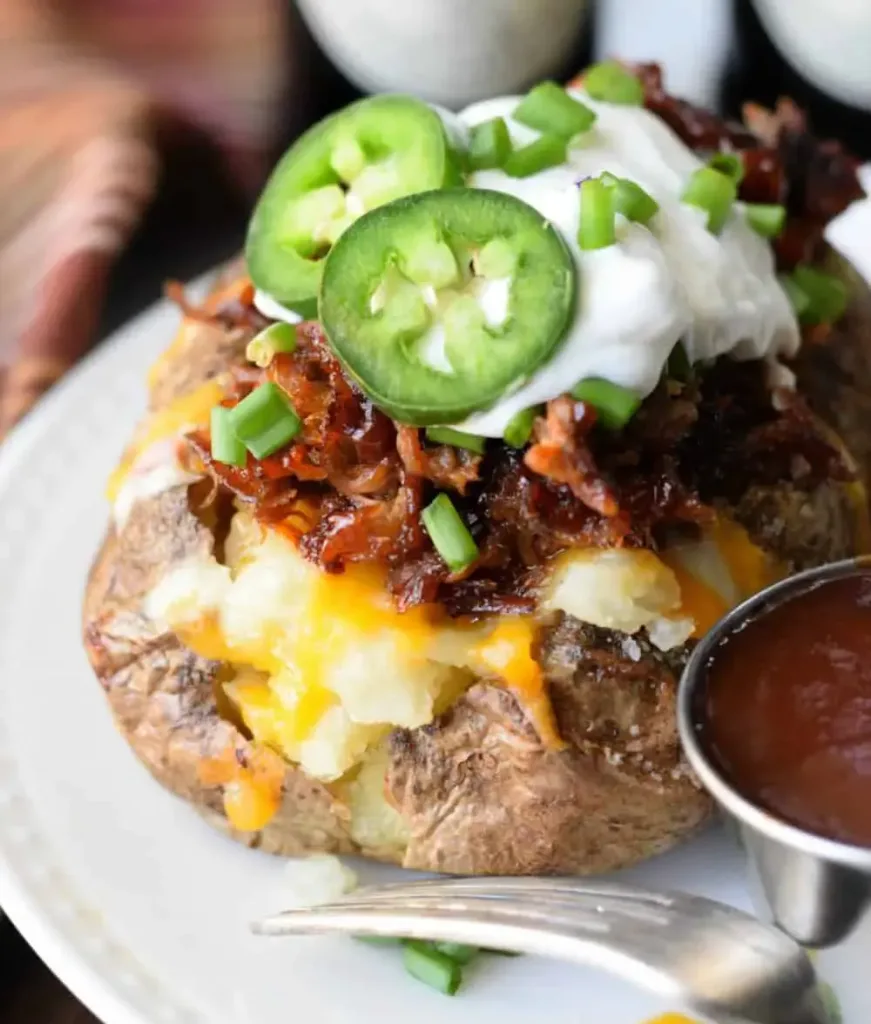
198, 743, 283, 832
642, 1015, 701, 1024
147, 506, 784, 833
662, 517, 780, 638
471, 619, 563, 747
149, 513, 474, 782
106, 378, 224, 502
147, 510, 572, 791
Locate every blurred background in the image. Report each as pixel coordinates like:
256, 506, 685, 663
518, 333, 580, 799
3, 0, 871, 1018
3, 0, 871, 440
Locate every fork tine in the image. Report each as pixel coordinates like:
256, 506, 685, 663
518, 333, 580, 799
253, 886, 827, 1024
270, 892, 618, 932
253, 897, 678, 997
255, 888, 750, 951
332, 878, 747, 931
255, 892, 610, 940
352, 877, 677, 906
320, 887, 677, 929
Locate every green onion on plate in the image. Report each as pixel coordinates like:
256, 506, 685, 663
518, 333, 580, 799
433, 941, 479, 965
402, 940, 464, 996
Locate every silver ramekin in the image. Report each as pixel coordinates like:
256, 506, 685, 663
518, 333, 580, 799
678, 558, 871, 948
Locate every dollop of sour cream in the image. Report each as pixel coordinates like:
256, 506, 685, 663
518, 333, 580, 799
259, 88, 800, 437
254, 289, 303, 324
452, 91, 799, 436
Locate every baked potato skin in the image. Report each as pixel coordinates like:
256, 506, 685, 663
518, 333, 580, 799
84, 269, 361, 858
83, 487, 360, 858
83, 257, 869, 875
795, 248, 871, 492
388, 623, 708, 875
147, 259, 255, 411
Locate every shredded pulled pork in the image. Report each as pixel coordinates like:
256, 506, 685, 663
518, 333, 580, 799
188, 319, 848, 618
165, 279, 270, 334
524, 397, 619, 517
183, 67, 859, 617
299, 482, 427, 573
635, 63, 864, 268
396, 426, 482, 494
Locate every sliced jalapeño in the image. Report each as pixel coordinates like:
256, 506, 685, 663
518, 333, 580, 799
319, 188, 575, 425
246, 95, 463, 311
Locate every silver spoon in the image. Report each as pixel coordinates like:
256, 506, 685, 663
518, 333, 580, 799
254, 876, 832, 1023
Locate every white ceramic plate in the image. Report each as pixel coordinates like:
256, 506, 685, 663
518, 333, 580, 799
0, 280, 867, 1024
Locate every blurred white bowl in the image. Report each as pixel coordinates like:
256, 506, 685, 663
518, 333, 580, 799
754, 0, 871, 111
296, 0, 591, 109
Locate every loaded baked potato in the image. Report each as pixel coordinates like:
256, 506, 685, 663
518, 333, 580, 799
84, 63, 871, 875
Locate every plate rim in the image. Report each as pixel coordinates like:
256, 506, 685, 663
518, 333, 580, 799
0, 283, 217, 1024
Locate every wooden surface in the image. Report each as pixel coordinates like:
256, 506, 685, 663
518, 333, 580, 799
0, 108, 249, 1024
0, 21, 356, 1020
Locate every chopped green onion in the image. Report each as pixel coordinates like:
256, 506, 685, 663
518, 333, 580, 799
425, 426, 487, 454
571, 377, 640, 429
467, 117, 512, 171
227, 382, 302, 459
246, 322, 298, 368
707, 151, 745, 184
666, 341, 693, 383
583, 61, 644, 105
779, 273, 810, 319
817, 982, 843, 1024
422, 494, 479, 573
790, 265, 848, 325
578, 177, 616, 250
354, 935, 403, 947
503, 406, 541, 448
433, 942, 479, 965
402, 940, 463, 996
744, 202, 786, 239
600, 172, 659, 225
209, 405, 247, 467
513, 81, 596, 137
681, 166, 737, 233
503, 134, 566, 178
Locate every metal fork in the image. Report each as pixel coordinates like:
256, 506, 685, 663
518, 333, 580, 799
254, 877, 833, 1024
